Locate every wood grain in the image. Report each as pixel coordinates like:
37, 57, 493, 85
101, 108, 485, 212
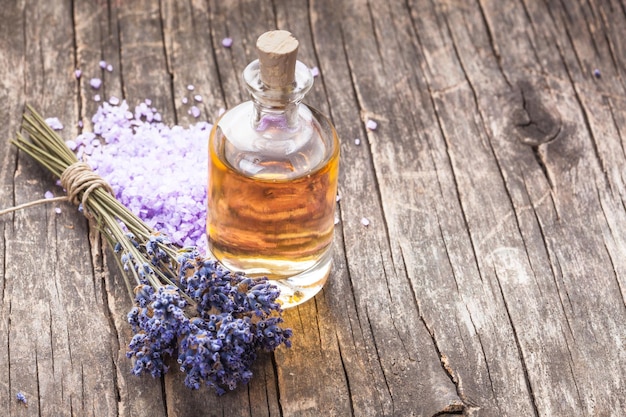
1, 0, 625, 416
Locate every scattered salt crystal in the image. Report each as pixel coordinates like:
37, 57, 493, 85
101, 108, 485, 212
90, 78, 102, 89
55, 207, 62, 214
45, 117, 64, 130
594, 68, 601, 78
222, 37, 233, 48
336, 194, 341, 202
190, 106, 201, 118
106, 64, 113, 72
94, 94, 101, 102
99, 60, 107, 69
187, 84, 195, 91
77, 120, 83, 128
366, 119, 378, 131
194, 94, 202, 103
65, 140, 78, 150
145, 98, 152, 105
44, 191, 54, 199
218, 107, 226, 117
109, 96, 120, 105
311, 66, 319, 77
360, 217, 370, 227
182, 97, 189, 104
354, 138, 361, 145
334, 215, 340, 225
74, 69, 82, 79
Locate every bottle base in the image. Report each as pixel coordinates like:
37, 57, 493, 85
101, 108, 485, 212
209, 249, 332, 309
271, 253, 332, 308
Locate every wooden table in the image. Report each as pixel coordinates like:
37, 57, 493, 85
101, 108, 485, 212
2, 0, 626, 415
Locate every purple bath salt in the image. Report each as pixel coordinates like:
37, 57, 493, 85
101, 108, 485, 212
222, 37, 233, 48
44, 191, 54, 199
65, 140, 78, 151
366, 119, 378, 131
189, 106, 201, 118
99, 60, 107, 69
90, 78, 102, 89
74, 100, 211, 254
45, 117, 64, 130
311, 66, 319, 77
106, 64, 113, 72
75, 69, 82, 79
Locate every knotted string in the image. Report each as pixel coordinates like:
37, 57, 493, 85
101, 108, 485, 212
60, 161, 113, 217
0, 161, 113, 218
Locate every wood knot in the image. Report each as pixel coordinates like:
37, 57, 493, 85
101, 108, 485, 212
512, 81, 561, 146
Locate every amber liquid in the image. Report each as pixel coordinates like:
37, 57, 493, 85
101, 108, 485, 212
207, 133, 339, 280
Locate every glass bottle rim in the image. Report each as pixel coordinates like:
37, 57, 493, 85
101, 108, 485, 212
243, 59, 314, 103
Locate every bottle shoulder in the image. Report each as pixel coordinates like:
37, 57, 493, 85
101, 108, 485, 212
211, 102, 337, 179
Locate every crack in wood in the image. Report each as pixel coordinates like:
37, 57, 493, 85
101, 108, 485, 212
492, 267, 540, 417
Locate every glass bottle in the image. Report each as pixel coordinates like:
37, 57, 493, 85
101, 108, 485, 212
207, 30, 340, 308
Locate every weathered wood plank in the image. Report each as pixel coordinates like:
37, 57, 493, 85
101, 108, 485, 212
0, 2, 27, 415
308, 0, 464, 415
1, 1, 119, 416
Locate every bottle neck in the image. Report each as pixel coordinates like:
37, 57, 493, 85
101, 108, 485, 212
243, 59, 314, 132
252, 94, 300, 131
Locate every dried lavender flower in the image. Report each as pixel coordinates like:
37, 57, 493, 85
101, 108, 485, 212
13, 105, 292, 396
16, 392, 27, 404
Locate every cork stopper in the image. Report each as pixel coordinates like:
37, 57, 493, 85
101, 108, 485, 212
256, 30, 299, 89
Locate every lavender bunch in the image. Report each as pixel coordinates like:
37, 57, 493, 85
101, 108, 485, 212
12, 106, 292, 395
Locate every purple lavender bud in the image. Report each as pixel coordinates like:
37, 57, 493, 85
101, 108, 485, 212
16, 392, 27, 404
